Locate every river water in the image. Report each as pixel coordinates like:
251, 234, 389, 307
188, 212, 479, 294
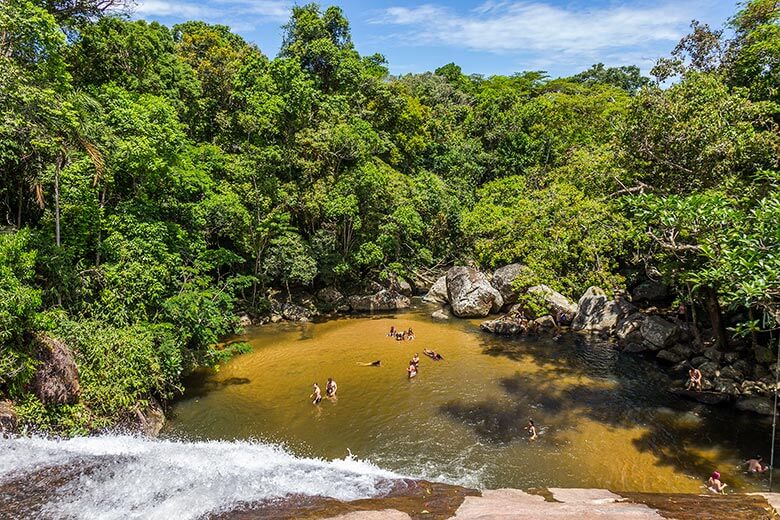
0, 304, 774, 519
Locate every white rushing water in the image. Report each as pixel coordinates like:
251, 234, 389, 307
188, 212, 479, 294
0, 435, 402, 520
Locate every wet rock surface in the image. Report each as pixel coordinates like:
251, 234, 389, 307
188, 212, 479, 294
348, 290, 410, 312
446, 266, 503, 318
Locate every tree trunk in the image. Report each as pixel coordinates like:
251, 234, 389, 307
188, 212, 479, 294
686, 283, 702, 348
17, 179, 23, 227
54, 155, 61, 247
702, 285, 728, 350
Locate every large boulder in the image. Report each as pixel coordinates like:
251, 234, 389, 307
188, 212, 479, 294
639, 316, 680, 348
571, 287, 633, 333
0, 401, 17, 436
348, 290, 410, 312
490, 264, 532, 306
616, 312, 646, 343
317, 287, 344, 306
30, 333, 80, 406
526, 285, 578, 321
446, 266, 504, 318
281, 302, 317, 322
422, 275, 448, 304
388, 276, 413, 297
133, 398, 166, 437
631, 280, 669, 305
480, 315, 526, 335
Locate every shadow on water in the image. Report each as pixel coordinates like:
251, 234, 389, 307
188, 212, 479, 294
180, 375, 252, 400
442, 330, 776, 487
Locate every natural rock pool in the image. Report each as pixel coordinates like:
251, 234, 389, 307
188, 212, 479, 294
166, 303, 774, 494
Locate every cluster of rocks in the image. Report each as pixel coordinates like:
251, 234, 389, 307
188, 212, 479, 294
426, 265, 780, 417
242, 275, 416, 326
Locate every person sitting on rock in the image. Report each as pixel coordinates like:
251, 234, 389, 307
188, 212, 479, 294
707, 471, 727, 494
746, 456, 769, 474
686, 367, 703, 391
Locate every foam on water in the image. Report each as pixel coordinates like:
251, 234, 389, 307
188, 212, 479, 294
0, 435, 401, 520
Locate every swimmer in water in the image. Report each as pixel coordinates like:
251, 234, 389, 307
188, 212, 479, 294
326, 377, 338, 397
707, 471, 727, 494
407, 327, 415, 340
525, 419, 538, 440
746, 456, 769, 474
388, 325, 396, 337
310, 383, 322, 405
407, 361, 417, 378
411, 353, 420, 368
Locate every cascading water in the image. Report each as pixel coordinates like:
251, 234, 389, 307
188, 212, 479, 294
0, 435, 401, 520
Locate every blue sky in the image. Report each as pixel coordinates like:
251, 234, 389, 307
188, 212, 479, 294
132, 0, 739, 78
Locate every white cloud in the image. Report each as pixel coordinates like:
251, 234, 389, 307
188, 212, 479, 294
379, 1, 703, 62
134, 0, 290, 24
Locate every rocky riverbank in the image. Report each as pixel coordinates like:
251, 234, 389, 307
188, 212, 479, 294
420, 264, 780, 418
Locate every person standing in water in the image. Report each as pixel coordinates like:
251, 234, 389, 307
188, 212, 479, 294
412, 353, 420, 368
407, 361, 417, 378
326, 377, 338, 397
311, 383, 322, 405
526, 419, 538, 440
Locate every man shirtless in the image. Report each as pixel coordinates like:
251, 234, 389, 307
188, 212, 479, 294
687, 367, 702, 391
311, 383, 322, 405
747, 456, 769, 474
326, 377, 338, 397
411, 353, 420, 368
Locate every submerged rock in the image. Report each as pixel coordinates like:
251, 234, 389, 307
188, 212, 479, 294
431, 308, 450, 320
348, 290, 410, 312
0, 400, 17, 435
446, 266, 503, 318
422, 275, 448, 304
30, 333, 80, 406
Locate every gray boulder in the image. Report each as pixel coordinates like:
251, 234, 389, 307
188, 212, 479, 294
616, 312, 646, 343
623, 342, 652, 354
754, 345, 775, 364
31, 333, 80, 406
571, 287, 633, 333
238, 314, 252, 328
639, 316, 680, 348
526, 285, 578, 321
317, 287, 344, 306
491, 264, 532, 305
388, 275, 413, 297
431, 309, 450, 320
703, 348, 723, 362
133, 397, 166, 437
698, 361, 721, 378
422, 275, 448, 304
348, 290, 410, 312
657, 350, 685, 364
631, 280, 669, 304
720, 365, 745, 381
281, 302, 316, 322
446, 266, 504, 318
480, 315, 526, 335
533, 315, 558, 332
0, 401, 17, 436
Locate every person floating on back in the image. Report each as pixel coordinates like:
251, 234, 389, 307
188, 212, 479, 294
311, 383, 322, 405
746, 456, 769, 474
707, 471, 727, 494
424, 349, 443, 360
526, 419, 538, 440
326, 377, 338, 398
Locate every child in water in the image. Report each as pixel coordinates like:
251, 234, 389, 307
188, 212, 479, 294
310, 383, 322, 405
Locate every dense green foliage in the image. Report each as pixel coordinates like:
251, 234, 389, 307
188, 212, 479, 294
0, 0, 778, 432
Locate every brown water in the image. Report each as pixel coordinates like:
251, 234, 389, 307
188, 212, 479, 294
167, 304, 774, 494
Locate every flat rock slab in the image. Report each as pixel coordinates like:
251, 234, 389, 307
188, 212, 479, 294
324, 510, 411, 520
451, 488, 663, 519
